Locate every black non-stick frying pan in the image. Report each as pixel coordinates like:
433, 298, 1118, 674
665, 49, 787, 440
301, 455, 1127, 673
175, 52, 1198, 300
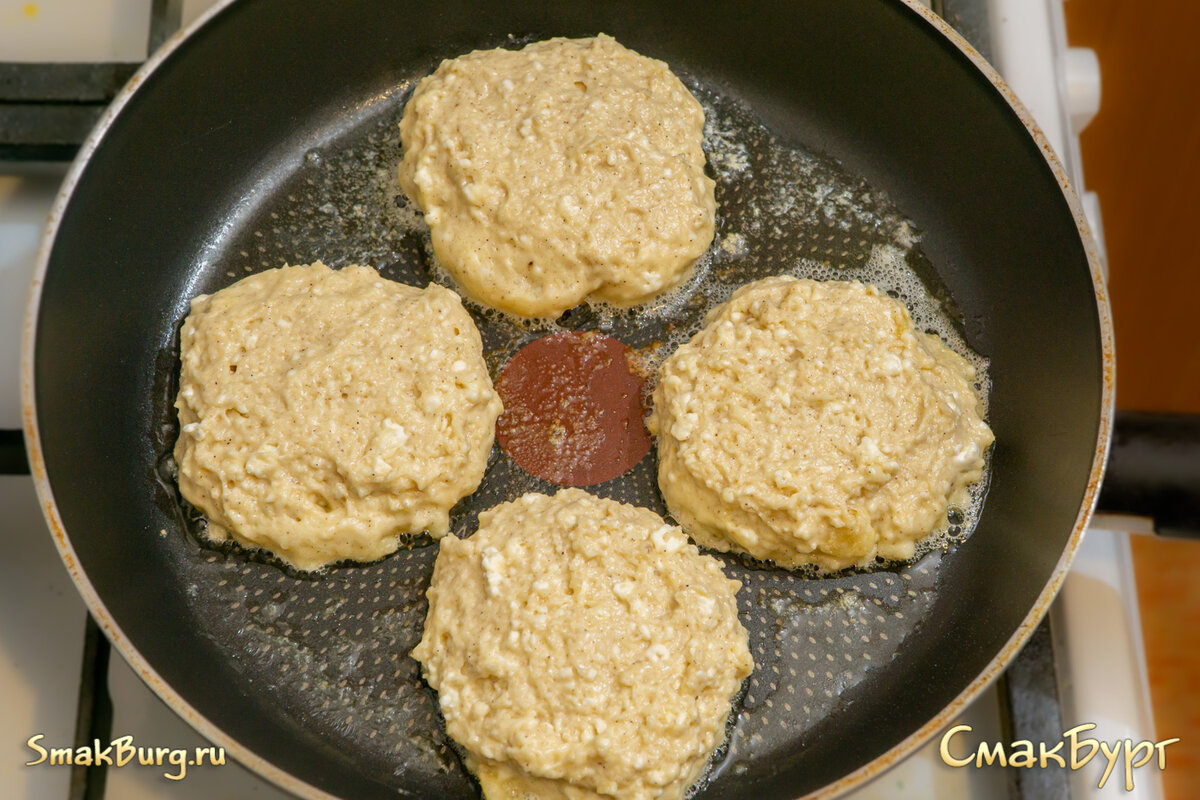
23, 0, 1113, 798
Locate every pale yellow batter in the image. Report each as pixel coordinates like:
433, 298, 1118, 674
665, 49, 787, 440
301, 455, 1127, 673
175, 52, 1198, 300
649, 276, 994, 570
413, 489, 753, 800
398, 35, 716, 318
173, 262, 502, 571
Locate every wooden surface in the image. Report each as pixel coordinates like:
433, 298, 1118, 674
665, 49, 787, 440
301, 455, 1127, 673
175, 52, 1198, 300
1064, 1, 1200, 414
1129, 534, 1200, 800
1063, 7, 1200, 799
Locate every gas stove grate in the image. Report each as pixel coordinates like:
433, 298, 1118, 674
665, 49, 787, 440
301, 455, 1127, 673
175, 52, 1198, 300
0, 0, 179, 162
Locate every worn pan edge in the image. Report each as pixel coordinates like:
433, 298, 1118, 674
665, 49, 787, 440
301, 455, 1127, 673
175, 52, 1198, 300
20, 1, 1116, 799
804, 2, 1116, 798
18, 3, 343, 799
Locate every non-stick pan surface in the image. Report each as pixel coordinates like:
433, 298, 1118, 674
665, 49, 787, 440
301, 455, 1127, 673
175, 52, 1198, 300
25, 1, 1112, 798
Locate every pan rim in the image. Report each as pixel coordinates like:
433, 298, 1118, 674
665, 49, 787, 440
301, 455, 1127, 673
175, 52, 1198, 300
19, 5, 340, 799
804, 2, 1115, 797
20, 1, 1116, 799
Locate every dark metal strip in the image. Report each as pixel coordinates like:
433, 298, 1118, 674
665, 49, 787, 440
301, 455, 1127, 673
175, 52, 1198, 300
1098, 411, 1200, 538
0, 429, 29, 475
0, 103, 104, 144
938, 0, 995, 64
68, 616, 114, 800
149, 0, 185, 56
998, 618, 1072, 800
0, 63, 139, 102
0, 62, 139, 160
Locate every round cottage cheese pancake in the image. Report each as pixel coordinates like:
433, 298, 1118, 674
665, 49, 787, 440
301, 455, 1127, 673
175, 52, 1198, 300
173, 262, 502, 571
649, 276, 995, 571
412, 489, 753, 800
398, 34, 716, 318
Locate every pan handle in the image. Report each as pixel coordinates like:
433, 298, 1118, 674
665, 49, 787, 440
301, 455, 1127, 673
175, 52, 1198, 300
1097, 411, 1200, 538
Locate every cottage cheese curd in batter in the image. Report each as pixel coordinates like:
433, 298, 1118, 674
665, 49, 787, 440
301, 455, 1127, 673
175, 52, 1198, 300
649, 276, 994, 571
398, 34, 716, 318
413, 489, 752, 800
173, 262, 502, 571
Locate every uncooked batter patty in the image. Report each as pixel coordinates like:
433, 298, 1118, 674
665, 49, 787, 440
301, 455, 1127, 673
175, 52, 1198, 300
398, 34, 716, 318
173, 262, 502, 571
413, 489, 753, 800
649, 276, 994, 570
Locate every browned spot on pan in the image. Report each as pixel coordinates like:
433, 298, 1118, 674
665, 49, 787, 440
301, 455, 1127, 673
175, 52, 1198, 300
495, 331, 651, 486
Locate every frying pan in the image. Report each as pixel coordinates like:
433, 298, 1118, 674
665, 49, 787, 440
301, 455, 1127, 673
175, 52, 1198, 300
22, 0, 1113, 797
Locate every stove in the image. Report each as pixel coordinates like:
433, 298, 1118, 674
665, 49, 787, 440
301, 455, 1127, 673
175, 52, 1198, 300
1, 2, 1159, 799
